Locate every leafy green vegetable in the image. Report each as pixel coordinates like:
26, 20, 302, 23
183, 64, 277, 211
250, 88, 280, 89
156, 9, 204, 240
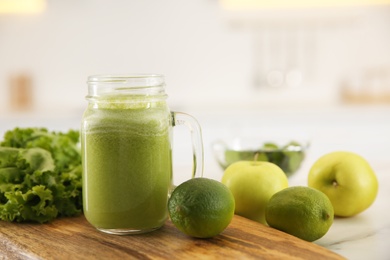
0, 127, 82, 223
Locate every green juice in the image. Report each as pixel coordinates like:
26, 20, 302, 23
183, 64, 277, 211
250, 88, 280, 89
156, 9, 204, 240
81, 101, 172, 231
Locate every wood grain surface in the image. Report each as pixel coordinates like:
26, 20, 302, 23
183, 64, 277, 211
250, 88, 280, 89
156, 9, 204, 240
0, 215, 344, 259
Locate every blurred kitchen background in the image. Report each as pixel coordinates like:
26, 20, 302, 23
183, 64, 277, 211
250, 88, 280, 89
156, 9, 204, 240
1, 0, 390, 182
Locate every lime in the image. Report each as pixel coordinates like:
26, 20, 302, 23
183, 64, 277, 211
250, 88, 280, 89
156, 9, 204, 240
265, 186, 334, 242
168, 178, 235, 238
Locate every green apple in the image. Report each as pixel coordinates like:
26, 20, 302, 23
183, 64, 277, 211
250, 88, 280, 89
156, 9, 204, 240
308, 151, 378, 217
221, 161, 288, 224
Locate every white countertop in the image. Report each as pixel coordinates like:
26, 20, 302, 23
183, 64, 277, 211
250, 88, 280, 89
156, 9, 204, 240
1, 104, 389, 259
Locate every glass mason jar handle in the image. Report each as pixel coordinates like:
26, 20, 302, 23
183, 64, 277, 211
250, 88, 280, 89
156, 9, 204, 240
171, 112, 204, 184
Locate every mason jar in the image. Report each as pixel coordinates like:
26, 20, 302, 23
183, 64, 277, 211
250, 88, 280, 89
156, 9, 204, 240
81, 74, 203, 235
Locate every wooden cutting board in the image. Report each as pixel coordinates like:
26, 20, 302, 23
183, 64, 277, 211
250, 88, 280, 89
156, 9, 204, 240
0, 214, 344, 259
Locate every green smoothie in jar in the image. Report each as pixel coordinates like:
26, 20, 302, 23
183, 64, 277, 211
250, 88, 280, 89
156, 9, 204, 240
81, 76, 173, 234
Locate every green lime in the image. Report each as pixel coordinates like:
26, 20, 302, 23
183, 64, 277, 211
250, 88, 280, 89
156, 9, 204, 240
265, 186, 334, 242
168, 178, 235, 238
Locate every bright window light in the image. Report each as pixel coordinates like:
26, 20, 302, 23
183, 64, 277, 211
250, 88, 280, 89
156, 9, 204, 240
0, 0, 46, 14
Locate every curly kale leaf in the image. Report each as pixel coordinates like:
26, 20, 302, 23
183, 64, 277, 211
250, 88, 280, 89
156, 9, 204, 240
0, 128, 82, 223
1, 127, 81, 172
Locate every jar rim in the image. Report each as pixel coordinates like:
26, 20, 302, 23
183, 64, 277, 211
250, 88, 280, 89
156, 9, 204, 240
87, 74, 164, 84
86, 74, 167, 99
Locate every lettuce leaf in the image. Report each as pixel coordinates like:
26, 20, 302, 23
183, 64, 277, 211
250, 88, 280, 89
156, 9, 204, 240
0, 128, 82, 223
